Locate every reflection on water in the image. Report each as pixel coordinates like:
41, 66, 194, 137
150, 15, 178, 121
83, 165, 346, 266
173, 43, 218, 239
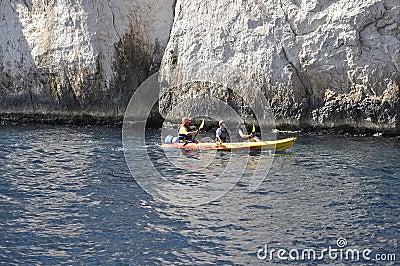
0, 126, 399, 264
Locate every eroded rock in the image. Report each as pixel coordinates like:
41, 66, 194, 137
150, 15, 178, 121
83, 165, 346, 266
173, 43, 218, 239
0, 0, 174, 123
159, 0, 399, 133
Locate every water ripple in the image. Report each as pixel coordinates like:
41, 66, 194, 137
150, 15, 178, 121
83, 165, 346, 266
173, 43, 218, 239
0, 127, 399, 265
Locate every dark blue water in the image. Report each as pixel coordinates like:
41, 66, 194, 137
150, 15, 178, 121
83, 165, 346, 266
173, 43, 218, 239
0, 125, 399, 265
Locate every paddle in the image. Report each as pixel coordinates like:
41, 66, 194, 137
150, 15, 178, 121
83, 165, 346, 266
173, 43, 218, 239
215, 141, 226, 150
193, 119, 205, 141
183, 119, 204, 146
251, 124, 261, 142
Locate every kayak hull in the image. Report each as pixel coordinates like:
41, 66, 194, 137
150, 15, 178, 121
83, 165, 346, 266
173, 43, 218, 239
161, 137, 297, 151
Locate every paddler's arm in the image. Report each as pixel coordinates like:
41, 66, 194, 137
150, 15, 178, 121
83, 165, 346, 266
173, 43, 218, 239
215, 128, 222, 143
180, 126, 198, 136
186, 130, 199, 136
238, 129, 254, 139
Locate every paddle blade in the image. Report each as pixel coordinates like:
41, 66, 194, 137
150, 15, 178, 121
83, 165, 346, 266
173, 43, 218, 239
215, 141, 225, 147
199, 119, 205, 130
252, 124, 256, 133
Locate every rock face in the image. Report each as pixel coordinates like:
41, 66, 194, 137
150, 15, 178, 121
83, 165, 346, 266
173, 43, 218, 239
159, 0, 400, 132
0, 0, 174, 122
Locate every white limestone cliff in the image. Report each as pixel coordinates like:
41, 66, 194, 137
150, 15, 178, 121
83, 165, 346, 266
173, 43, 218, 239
1, 0, 399, 132
0, 0, 174, 120
159, 0, 400, 132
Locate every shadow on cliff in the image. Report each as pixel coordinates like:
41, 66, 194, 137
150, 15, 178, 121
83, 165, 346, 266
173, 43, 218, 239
0, 1, 165, 126
0, 1, 86, 120
0, 1, 45, 115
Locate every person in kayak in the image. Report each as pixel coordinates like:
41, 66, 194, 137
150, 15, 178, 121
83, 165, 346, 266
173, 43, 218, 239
215, 120, 229, 143
237, 120, 259, 142
178, 117, 199, 143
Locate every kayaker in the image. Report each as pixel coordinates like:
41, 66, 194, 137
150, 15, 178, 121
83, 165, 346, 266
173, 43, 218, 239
215, 120, 228, 143
237, 120, 256, 141
178, 117, 199, 143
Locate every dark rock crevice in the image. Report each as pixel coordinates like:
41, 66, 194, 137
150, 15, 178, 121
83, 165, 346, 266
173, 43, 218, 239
108, 0, 121, 39
279, 0, 298, 37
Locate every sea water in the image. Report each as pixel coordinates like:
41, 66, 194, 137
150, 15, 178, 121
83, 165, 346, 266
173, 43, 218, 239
0, 125, 398, 265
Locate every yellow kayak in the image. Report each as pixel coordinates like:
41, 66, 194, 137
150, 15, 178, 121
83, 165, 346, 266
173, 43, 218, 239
161, 137, 297, 151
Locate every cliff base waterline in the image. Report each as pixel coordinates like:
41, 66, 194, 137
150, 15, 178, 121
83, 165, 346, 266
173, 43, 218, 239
2, 113, 399, 137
